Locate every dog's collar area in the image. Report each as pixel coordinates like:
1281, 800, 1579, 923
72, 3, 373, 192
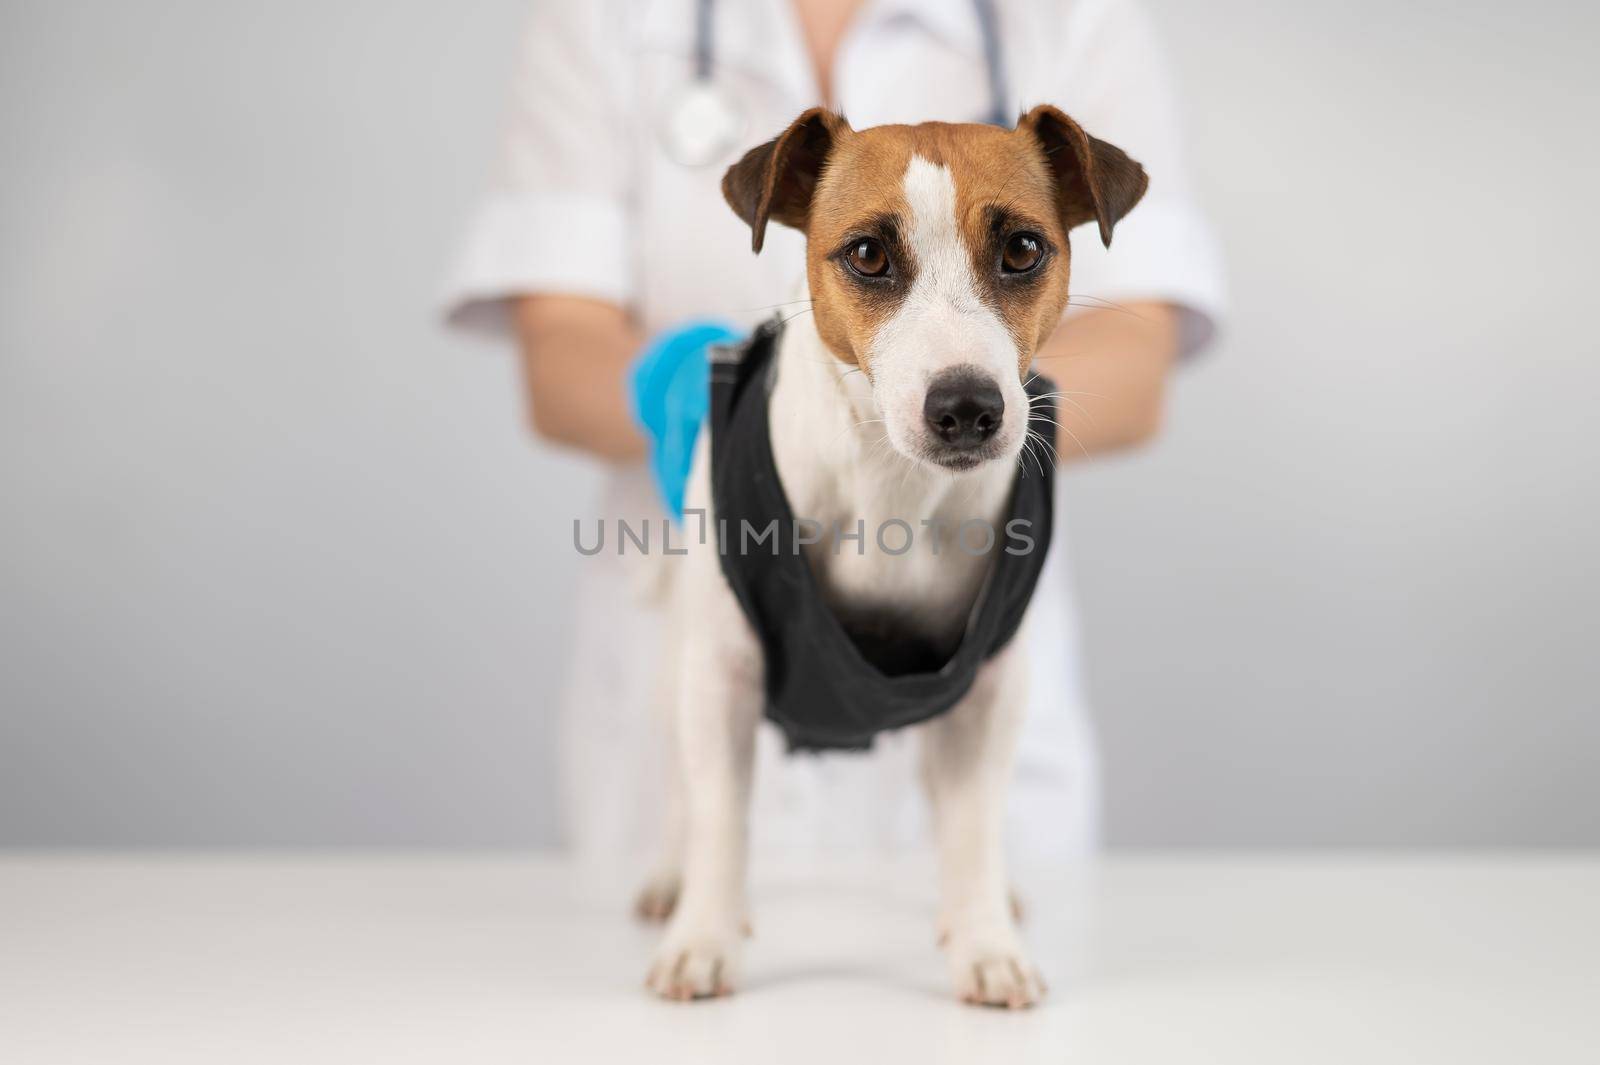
708, 315, 1057, 752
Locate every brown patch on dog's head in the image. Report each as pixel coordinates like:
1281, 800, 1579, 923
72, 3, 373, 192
1015, 104, 1149, 249
721, 108, 849, 254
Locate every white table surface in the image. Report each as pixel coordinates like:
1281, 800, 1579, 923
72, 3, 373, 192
2, 852, 1595, 1064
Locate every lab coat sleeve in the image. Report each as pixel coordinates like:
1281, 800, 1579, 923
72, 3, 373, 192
441, 2, 636, 338
1045, 0, 1227, 355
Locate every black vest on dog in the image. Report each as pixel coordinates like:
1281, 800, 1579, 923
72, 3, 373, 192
707, 317, 1056, 752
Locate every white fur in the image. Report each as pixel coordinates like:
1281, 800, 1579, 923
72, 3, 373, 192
644, 156, 1043, 1007
871, 157, 1029, 469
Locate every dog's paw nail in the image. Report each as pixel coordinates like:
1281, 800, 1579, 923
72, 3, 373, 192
645, 937, 740, 1002
633, 875, 682, 923
951, 947, 1044, 1009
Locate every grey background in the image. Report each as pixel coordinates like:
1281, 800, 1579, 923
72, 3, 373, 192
2, 0, 1596, 848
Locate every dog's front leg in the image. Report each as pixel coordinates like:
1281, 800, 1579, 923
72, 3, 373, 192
634, 621, 687, 922
645, 586, 763, 1000
922, 641, 1045, 1008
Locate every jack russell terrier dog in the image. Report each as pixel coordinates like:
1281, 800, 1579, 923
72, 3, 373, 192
642, 105, 1147, 1008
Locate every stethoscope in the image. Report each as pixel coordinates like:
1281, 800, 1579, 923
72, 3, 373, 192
661, 0, 1011, 167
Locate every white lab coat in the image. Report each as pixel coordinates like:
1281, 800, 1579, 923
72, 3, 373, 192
444, 0, 1225, 870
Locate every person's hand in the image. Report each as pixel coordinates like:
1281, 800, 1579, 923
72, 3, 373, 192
630, 320, 742, 519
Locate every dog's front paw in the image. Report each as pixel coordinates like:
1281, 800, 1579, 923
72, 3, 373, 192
645, 922, 742, 1001
946, 933, 1047, 1009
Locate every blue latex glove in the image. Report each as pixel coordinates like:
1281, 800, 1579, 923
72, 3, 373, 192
630, 320, 742, 519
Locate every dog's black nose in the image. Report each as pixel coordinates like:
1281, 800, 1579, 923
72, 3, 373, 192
924, 372, 1004, 450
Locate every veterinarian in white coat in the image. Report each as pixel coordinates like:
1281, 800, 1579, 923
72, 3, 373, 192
443, 0, 1224, 869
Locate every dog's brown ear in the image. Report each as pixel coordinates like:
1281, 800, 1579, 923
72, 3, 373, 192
1017, 105, 1148, 248
722, 109, 849, 253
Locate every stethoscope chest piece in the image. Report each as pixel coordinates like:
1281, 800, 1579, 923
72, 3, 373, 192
660, 79, 746, 168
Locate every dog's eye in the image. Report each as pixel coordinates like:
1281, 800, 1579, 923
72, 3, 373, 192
844, 238, 891, 279
1001, 233, 1044, 274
